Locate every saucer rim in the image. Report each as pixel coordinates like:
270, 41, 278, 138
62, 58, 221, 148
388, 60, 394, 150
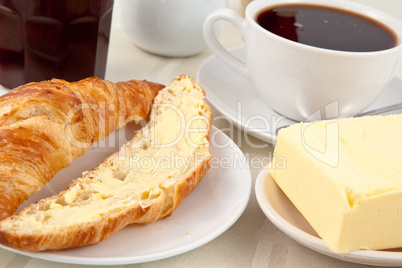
196, 46, 402, 145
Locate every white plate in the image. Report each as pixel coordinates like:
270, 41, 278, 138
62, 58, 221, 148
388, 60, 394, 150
196, 46, 402, 144
255, 168, 402, 267
0, 125, 252, 265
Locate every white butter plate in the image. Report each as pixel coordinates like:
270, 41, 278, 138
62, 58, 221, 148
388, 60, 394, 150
196, 46, 402, 144
0, 125, 252, 265
255, 168, 402, 267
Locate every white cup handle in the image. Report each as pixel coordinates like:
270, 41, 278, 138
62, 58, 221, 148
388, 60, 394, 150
203, 9, 248, 78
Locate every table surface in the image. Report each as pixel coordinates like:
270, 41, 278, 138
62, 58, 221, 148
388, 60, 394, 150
1, 0, 402, 267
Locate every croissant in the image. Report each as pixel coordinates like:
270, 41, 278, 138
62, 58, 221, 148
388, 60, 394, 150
0, 75, 212, 251
0, 77, 164, 220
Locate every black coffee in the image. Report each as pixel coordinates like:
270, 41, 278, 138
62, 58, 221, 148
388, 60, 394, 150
257, 4, 397, 52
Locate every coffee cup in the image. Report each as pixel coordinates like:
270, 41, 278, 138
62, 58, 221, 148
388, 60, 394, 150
203, 0, 402, 121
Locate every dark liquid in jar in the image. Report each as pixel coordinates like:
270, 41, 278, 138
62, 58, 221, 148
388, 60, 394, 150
0, 0, 113, 89
257, 4, 397, 52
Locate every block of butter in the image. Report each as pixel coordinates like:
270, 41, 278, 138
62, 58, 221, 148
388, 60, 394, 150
270, 114, 402, 253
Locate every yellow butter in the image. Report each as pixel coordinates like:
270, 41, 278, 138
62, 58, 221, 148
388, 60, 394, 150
271, 114, 402, 253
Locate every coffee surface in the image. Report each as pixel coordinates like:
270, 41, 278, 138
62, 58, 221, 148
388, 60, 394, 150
257, 4, 397, 52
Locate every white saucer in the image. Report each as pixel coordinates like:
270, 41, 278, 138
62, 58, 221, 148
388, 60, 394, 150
255, 168, 402, 267
0, 126, 252, 265
196, 46, 402, 144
